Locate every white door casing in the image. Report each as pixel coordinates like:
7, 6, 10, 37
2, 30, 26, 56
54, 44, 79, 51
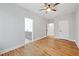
47, 23, 54, 36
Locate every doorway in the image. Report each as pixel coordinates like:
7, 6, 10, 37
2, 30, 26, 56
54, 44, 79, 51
25, 17, 33, 44
47, 23, 54, 36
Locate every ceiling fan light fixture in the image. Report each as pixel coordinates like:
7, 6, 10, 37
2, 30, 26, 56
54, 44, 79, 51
46, 8, 51, 12
40, 3, 59, 13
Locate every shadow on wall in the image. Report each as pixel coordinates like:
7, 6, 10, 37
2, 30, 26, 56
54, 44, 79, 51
25, 31, 32, 40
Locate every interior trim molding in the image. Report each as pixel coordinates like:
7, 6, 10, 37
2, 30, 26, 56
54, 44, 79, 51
0, 36, 77, 55
0, 36, 46, 55
75, 41, 79, 48
25, 36, 47, 44
0, 44, 24, 55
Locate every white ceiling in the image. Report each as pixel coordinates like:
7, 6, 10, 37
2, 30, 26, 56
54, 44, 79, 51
16, 3, 78, 20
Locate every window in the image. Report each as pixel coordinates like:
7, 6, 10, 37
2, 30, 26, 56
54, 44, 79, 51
25, 18, 33, 32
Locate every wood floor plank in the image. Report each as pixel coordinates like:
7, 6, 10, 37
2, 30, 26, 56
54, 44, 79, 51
0, 36, 79, 56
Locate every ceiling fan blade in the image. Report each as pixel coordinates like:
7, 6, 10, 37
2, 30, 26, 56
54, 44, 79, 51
51, 9, 56, 11
40, 9, 46, 10
53, 3, 59, 7
49, 3, 54, 6
40, 7, 49, 11
44, 3, 48, 6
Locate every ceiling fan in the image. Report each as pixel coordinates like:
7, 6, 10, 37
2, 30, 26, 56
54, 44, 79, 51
40, 3, 59, 13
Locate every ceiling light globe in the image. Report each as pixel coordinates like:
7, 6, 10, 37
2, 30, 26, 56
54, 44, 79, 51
47, 8, 51, 11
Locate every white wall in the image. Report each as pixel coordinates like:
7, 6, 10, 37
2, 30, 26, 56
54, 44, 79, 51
75, 5, 79, 47
21, 6, 48, 40
0, 3, 47, 51
48, 13, 75, 41
0, 4, 25, 50
48, 4, 79, 48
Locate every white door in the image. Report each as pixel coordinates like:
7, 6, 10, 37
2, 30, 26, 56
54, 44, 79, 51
47, 23, 54, 36
58, 20, 70, 39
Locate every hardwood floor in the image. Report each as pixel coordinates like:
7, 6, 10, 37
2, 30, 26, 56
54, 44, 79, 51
0, 36, 79, 56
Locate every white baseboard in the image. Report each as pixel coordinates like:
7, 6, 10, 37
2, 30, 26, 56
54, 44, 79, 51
25, 36, 47, 44
76, 43, 79, 48
55, 37, 75, 42
65, 39, 75, 42
1, 36, 77, 55
32, 36, 47, 42
0, 36, 46, 55
0, 44, 24, 55
74, 41, 79, 48
64, 39, 79, 48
